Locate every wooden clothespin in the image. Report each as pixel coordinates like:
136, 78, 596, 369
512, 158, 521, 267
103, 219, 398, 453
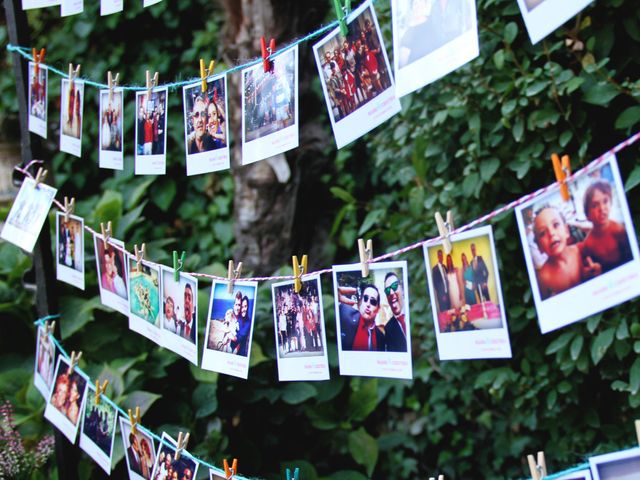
357, 238, 373, 277
227, 260, 243, 294
428, 476, 444, 480
286, 467, 300, 480
224, 458, 238, 480
100, 221, 112, 249
63, 196, 75, 222
107, 71, 119, 104
146, 70, 159, 99
43, 320, 56, 337
94, 379, 109, 405
68, 63, 81, 93
34, 167, 48, 187
32, 48, 45, 79
200, 58, 215, 93
174, 431, 190, 461
128, 406, 141, 435
173, 250, 186, 282
551, 153, 572, 202
68, 350, 82, 375
261, 36, 277, 73
292, 255, 308, 294
134, 243, 146, 273
527, 451, 547, 480
435, 210, 455, 255
635, 419, 640, 446
332, 0, 352, 36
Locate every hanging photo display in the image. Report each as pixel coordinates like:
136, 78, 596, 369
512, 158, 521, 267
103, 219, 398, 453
135, 87, 168, 175
516, 0, 592, 44
150, 432, 199, 480
423, 225, 512, 360
332, 261, 412, 379
100, 0, 122, 15
94, 237, 129, 315
589, 447, 640, 480
271, 274, 330, 381
1, 177, 57, 253
555, 470, 592, 480
241, 45, 299, 165
391, 0, 479, 97
202, 280, 258, 379
34, 325, 56, 399
59, 79, 84, 157
182, 74, 230, 175
27, 61, 48, 138
99, 88, 124, 170
160, 267, 198, 364
313, 0, 401, 149
55, 212, 85, 290
44, 356, 88, 443
79, 385, 118, 474
515, 154, 640, 334
120, 417, 156, 480
60, 0, 83, 16
128, 257, 162, 345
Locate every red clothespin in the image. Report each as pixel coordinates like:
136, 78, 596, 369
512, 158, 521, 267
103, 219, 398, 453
261, 36, 276, 73
551, 153, 572, 202
32, 48, 45, 79
200, 58, 215, 93
224, 458, 238, 479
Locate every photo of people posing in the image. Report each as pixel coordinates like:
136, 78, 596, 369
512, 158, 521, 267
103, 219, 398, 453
120, 417, 156, 480
60, 79, 84, 157
160, 268, 198, 364
516, 155, 640, 333
99, 89, 124, 170
79, 386, 117, 474
44, 356, 88, 442
332, 261, 412, 379
34, 325, 56, 398
135, 88, 168, 175
94, 237, 129, 315
150, 433, 198, 480
56, 212, 84, 289
129, 258, 162, 345
28, 61, 47, 138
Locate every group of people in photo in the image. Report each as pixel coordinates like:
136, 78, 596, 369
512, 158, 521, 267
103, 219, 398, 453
29, 66, 46, 120
58, 217, 82, 272
37, 332, 55, 389
125, 429, 154, 479
100, 93, 122, 151
50, 366, 85, 426
137, 92, 166, 155
62, 81, 82, 139
186, 86, 226, 154
163, 282, 197, 343
275, 283, 323, 356
82, 401, 114, 454
153, 450, 194, 480
208, 290, 252, 356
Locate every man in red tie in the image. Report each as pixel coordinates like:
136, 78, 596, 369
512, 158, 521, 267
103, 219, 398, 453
383, 272, 408, 352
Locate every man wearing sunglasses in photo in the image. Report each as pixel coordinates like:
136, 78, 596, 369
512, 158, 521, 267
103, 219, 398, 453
383, 272, 408, 352
337, 283, 385, 351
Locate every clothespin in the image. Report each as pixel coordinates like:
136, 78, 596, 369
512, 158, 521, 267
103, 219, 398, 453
551, 153, 572, 202
286, 467, 300, 480
227, 260, 243, 294
134, 243, 146, 273
68, 350, 82, 375
224, 458, 238, 479
526, 451, 547, 480
200, 58, 215, 93
34, 167, 48, 187
43, 320, 56, 337
94, 379, 109, 405
332, 0, 352, 36
261, 36, 277, 73
146, 70, 159, 99
100, 221, 112, 249
63, 196, 75, 222
68, 63, 81, 93
32, 48, 45, 79
428, 476, 444, 480
292, 255, 308, 294
635, 419, 640, 445
173, 250, 186, 282
357, 238, 373, 277
107, 71, 119, 104
174, 431, 190, 461
128, 406, 141, 435
435, 211, 455, 255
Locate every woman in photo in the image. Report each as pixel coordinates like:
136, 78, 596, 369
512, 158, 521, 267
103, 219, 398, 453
65, 379, 81, 425
101, 246, 127, 298
52, 374, 70, 410
461, 253, 476, 305
207, 100, 226, 149
446, 254, 464, 310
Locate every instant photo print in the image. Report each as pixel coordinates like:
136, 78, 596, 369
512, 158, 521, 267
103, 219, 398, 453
120, 416, 156, 480
34, 325, 56, 399
99, 88, 124, 170
27, 61, 48, 138
516, 0, 593, 44
95, 237, 129, 315
160, 267, 198, 364
149, 432, 199, 480
61, 0, 83, 16
128, 257, 162, 345
22, 0, 60, 9
590, 447, 640, 480
55, 212, 85, 290
135, 87, 168, 175
100, 0, 122, 15
79, 385, 118, 474
59, 79, 84, 156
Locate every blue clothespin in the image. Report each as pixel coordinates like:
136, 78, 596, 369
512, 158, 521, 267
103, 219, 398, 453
331, 0, 351, 36
173, 250, 186, 282
286, 467, 300, 480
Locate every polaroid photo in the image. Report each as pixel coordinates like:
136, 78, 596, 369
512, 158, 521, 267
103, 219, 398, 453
128, 258, 162, 346
150, 432, 199, 480
27, 62, 47, 138
271, 275, 330, 381
135, 87, 168, 175
61, 0, 83, 16
241, 45, 299, 165
590, 447, 640, 480
59, 79, 84, 156
202, 280, 258, 379
515, 154, 640, 334
160, 267, 198, 364
423, 225, 512, 360
143, 0, 162, 6
94, 237, 129, 316
313, 0, 401, 149
44, 356, 88, 443
100, 0, 122, 15
1, 177, 57, 253
209, 471, 226, 480
79, 385, 118, 474
332, 261, 412, 379
391, 0, 479, 97
22, 0, 60, 9
34, 325, 56, 399
99, 88, 124, 170
555, 470, 592, 480
516, 0, 592, 44
120, 417, 156, 480
55, 212, 85, 290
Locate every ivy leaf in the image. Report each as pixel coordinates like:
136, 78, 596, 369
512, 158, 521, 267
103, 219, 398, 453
282, 383, 317, 405
570, 335, 584, 361
504, 22, 518, 44
591, 328, 616, 365
582, 82, 619, 106
348, 428, 379, 478
192, 383, 218, 418
348, 379, 379, 421
121, 390, 161, 417
614, 106, 640, 129
330, 186, 356, 204
625, 165, 640, 192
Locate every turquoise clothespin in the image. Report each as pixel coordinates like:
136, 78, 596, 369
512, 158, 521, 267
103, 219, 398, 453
173, 250, 186, 282
286, 468, 300, 480
331, 0, 351, 36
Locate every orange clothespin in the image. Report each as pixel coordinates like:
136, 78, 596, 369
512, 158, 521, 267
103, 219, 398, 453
526, 451, 547, 480
435, 211, 455, 255
200, 58, 215, 93
357, 239, 373, 277
68, 63, 81, 93
227, 260, 243, 294
63, 196, 75, 222
100, 221, 112, 249
134, 243, 146, 273
174, 431, 190, 461
292, 255, 308, 294
551, 153, 572, 202
34, 167, 48, 187
94, 379, 109, 405
128, 406, 141, 435
146, 70, 159, 99
261, 36, 276, 73
107, 71, 119, 105
68, 350, 82, 375
223, 458, 238, 479
43, 320, 56, 337
32, 48, 45, 79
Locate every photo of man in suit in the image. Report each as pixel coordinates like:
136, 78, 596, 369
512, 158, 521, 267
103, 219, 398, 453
432, 249, 450, 311
338, 283, 385, 351
470, 242, 490, 302
383, 272, 408, 352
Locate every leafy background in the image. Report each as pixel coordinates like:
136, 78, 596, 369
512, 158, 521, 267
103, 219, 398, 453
1, 0, 640, 478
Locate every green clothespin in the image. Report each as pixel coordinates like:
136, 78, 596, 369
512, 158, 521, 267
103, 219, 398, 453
332, 0, 351, 36
173, 250, 186, 282
286, 468, 300, 480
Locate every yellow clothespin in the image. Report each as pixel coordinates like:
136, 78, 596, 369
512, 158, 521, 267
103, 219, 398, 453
527, 451, 547, 480
68, 63, 81, 93
100, 221, 112, 249
68, 350, 82, 375
292, 255, 308, 294
43, 320, 56, 337
635, 419, 640, 445
357, 238, 373, 277
134, 243, 146, 273
174, 431, 190, 461
107, 71, 119, 105
94, 379, 109, 405
551, 153, 572, 202
224, 458, 238, 479
435, 210, 455, 255
32, 48, 45, 79
200, 58, 215, 93
63, 196, 75, 222
128, 406, 141, 435
146, 70, 159, 99
227, 260, 243, 294
34, 167, 48, 187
